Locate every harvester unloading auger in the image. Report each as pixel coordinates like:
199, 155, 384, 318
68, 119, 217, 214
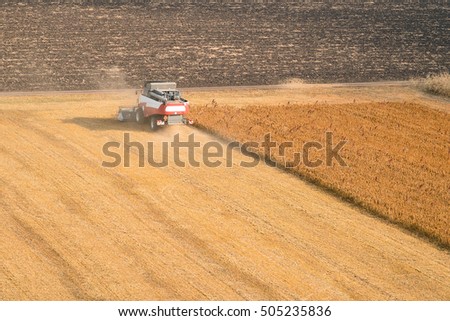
118, 81, 193, 130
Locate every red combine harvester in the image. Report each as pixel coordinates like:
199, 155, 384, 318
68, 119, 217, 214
118, 81, 193, 130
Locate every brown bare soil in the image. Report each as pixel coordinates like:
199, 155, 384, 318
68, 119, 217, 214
2, 2, 449, 91
1, 87, 449, 300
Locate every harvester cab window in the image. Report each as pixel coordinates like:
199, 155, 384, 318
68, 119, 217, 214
167, 91, 179, 101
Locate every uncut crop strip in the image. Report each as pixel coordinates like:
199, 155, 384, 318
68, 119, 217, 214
190, 102, 450, 248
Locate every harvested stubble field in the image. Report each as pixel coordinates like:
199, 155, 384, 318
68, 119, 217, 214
1, 84, 449, 300
190, 100, 450, 248
1, 2, 449, 91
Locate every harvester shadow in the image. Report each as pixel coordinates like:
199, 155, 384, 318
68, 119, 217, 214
62, 117, 148, 132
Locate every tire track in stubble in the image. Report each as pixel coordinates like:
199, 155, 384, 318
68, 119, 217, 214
162, 162, 396, 299
1, 115, 184, 299
1, 112, 274, 299
10, 215, 93, 300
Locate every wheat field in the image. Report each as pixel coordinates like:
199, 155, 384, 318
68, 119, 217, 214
1, 87, 449, 300
190, 101, 450, 247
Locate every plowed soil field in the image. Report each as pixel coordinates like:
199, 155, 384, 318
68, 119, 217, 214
2, 2, 448, 91
1, 85, 449, 300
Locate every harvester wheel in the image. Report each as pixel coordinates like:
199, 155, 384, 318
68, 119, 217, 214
135, 108, 144, 124
149, 116, 158, 131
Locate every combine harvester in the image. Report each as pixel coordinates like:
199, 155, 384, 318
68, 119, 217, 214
118, 81, 193, 130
